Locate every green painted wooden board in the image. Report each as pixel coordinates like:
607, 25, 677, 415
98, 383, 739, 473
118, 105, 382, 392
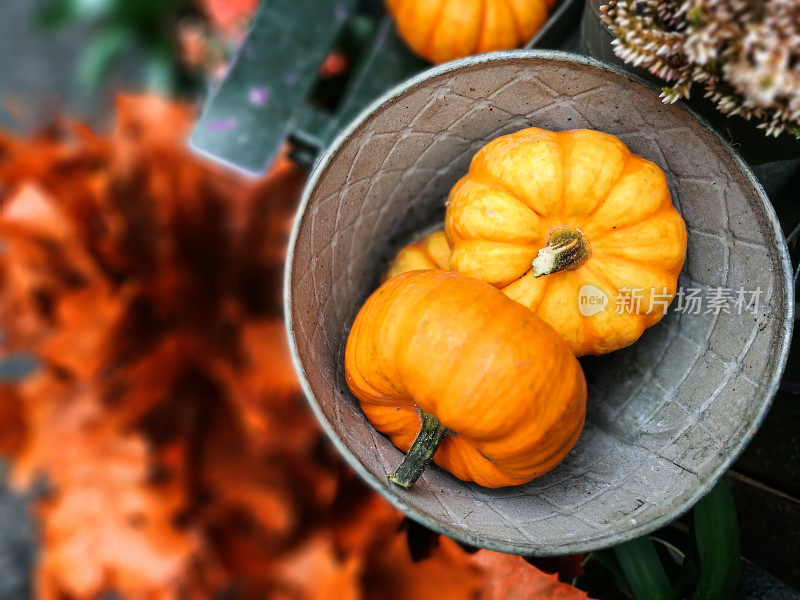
291, 18, 425, 168
189, 0, 582, 175
190, 0, 357, 174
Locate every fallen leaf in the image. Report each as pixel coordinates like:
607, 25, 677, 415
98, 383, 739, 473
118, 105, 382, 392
26, 385, 195, 598
363, 531, 484, 600
0, 96, 593, 600
274, 534, 362, 600
0, 385, 25, 454
472, 550, 593, 600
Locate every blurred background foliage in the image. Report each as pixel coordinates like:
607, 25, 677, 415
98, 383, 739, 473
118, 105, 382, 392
35, 0, 232, 92
0, 1, 798, 599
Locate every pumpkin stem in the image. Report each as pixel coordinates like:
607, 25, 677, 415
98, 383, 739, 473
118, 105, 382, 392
531, 226, 591, 277
388, 412, 450, 489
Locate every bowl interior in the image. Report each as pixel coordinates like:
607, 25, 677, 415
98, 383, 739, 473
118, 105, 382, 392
286, 52, 792, 555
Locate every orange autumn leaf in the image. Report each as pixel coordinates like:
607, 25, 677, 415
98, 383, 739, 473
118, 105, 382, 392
199, 0, 259, 35
327, 492, 400, 557
0, 96, 309, 598
472, 551, 593, 600
212, 320, 312, 447
36, 432, 196, 599
363, 533, 484, 600
200, 408, 300, 541
273, 534, 362, 600
0, 95, 593, 600
38, 282, 125, 380
11, 378, 195, 599
1, 182, 73, 240
0, 385, 25, 454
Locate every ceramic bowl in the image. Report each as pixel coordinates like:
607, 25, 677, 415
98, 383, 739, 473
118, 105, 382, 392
285, 51, 793, 555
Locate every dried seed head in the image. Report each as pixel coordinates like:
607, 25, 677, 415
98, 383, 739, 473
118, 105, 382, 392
601, 0, 800, 137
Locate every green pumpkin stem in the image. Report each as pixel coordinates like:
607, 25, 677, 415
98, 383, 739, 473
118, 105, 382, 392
531, 226, 591, 277
388, 412, 450, 489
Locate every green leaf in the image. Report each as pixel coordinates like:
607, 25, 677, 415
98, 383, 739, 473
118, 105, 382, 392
34, 0, 81, 28
77, 28, 131, 90
671, 525, 700, 599
144, 41, 177, 95
35, 0, 113, 28
691, 478, 740, 600
592, 549, 626, 583
72, 0, 114, 19
614, 536, 676, 600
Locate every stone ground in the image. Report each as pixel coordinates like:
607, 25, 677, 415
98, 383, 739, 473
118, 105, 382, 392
0, 0, 136, 131
0, 1, 798, 598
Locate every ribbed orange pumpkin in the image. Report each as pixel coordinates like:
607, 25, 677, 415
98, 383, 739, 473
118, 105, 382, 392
383, 230, 450, 281
384, 0, 556, 64
446, 127, 687, 356
345, 270, 586, 488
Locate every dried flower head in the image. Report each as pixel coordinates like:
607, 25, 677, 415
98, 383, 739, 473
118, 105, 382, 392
601, 0, 800, 137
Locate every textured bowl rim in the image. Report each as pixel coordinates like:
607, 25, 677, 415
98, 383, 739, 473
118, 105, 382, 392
284, 49, 794, 556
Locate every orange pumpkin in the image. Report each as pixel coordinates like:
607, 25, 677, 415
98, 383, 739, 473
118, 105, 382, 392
386, 229, 450, 279
384, 0, 556, 64
446, 127, 687, 356
345, 270, 586, 488
383, 230, 450, 281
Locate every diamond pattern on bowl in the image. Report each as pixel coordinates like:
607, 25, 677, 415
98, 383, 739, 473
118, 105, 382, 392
286, 53, 792, 555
